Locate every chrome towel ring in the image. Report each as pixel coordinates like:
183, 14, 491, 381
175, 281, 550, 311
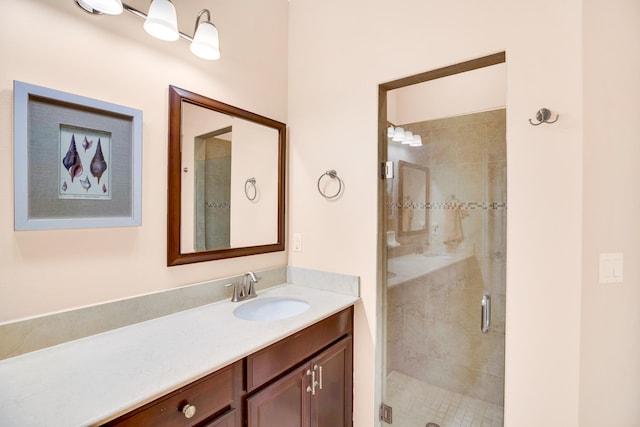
317, 170, 343, 199
244, 177, 257, 201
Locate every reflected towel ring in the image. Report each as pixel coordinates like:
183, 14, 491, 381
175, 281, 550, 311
317, 170, 343, 199
244, 177, 257, 201
529, 108, 559, 126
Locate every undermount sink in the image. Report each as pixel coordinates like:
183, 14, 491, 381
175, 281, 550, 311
233, 296, 311, 321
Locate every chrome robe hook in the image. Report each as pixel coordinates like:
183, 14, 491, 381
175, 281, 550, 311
529, 108, 559, 126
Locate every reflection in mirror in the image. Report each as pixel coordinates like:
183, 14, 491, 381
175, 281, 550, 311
192, 122, 232, 251
168, 86, 286, 266
398, 161, 429, 236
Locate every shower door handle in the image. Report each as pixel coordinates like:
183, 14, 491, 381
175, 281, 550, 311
481, 291, 491, 333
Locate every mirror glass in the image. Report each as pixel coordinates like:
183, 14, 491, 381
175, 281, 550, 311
168, 86, 286, 266
398, 160, 429, 236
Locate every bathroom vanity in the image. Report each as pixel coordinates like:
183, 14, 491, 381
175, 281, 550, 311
103, 307, 353, 427
0, 283, 358, 427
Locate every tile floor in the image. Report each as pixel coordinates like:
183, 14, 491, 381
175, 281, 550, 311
385, 371, 503, 427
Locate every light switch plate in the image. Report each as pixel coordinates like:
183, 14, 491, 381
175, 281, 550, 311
599, 253, 623, 284
293, 233, 302, 252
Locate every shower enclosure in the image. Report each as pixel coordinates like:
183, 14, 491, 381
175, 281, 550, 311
379, 53, 507, 427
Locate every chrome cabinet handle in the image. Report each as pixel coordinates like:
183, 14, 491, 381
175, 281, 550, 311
481, 291, 491, 333
306, 368, 316, 395
316, 365, 323, 390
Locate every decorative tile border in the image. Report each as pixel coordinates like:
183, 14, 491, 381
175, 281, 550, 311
387, 201, 507, 210
205, 201, 231, 208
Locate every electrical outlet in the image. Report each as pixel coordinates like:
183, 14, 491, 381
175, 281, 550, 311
599, 253, 623, 284
293, 233, 302, 252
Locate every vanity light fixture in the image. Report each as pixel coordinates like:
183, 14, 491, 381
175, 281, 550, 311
75, 0, 123, 15
73, 0, 221, 60
143, 0, 179, 41
190, 9, 221, 60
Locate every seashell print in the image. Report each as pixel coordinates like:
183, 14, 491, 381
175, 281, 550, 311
102, 184, 107, 193
62, 181, 67, 192
79, 175, 91, 192
82, 136, 93, 152
90, 139, 107, 184
62, 134, 83, 182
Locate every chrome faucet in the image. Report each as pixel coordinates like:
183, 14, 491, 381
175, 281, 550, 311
226, 271, 260, 302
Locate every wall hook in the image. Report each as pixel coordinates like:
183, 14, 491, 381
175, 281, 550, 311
529, 108, 559, 126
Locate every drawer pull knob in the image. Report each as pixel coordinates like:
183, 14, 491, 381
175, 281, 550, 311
182, 403, 197, 419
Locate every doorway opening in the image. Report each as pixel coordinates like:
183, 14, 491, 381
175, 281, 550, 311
378, 52, 507, 427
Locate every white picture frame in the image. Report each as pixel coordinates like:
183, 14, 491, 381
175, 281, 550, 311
13, 81, 143, 230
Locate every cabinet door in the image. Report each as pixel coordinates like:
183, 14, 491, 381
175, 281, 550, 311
311, 336, 353, 427
246, 364, 311, 427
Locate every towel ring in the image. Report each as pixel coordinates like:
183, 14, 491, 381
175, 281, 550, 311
244, 177, 257, 201
317, 170, 343, 199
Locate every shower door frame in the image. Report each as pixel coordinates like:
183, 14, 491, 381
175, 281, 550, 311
376, 51, 506, 425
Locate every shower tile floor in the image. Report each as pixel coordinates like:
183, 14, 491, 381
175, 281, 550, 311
385, 371, 503, 427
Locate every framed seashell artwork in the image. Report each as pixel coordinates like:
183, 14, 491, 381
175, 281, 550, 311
13, 81, 142, 230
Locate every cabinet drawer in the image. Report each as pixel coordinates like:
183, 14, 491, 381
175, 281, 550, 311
246, 306, 353, 392
202, 408, 238, 427
103, 360, 242, 427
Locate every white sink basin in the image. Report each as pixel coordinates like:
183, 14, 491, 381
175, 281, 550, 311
233, 296, 311, 321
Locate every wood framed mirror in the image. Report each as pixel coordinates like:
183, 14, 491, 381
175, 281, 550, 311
398, 160, 429, 237
167, 86, 286, 266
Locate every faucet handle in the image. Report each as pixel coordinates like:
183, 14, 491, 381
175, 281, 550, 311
225, 283, 242, 302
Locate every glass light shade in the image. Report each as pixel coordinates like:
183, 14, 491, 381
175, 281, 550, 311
387, 126, 394, 138
409, 135, 423, 146
392, 127, 405, 142
402, 131, 414, 144
81, 0, 123, 14
190, 22, 221, 60
144, 0, 179, 41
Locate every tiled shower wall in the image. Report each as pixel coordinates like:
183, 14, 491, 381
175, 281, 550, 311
387, 256, 505, 405
386, 109, 506, 405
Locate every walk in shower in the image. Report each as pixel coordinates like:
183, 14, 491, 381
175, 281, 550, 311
379, 53, 507, 427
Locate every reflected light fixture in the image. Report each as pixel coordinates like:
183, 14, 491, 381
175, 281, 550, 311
73, 0, 221, 60
402, 130, 414, 145
387, 124, 423, 147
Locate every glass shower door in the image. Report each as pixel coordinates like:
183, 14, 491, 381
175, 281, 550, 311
382, 107, 506, 427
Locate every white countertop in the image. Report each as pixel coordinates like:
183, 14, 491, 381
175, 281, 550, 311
0, 284, 359, 427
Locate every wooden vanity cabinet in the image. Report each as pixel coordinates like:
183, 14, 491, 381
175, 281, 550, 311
101, 306, 354, 427
102, 360, 242, 427
245, 307, 354, 427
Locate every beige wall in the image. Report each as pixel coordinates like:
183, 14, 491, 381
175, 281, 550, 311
2, 0, 640, 426
288, 0, 586, 426
580, 0, 640, 425
0, 0, 288, 322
